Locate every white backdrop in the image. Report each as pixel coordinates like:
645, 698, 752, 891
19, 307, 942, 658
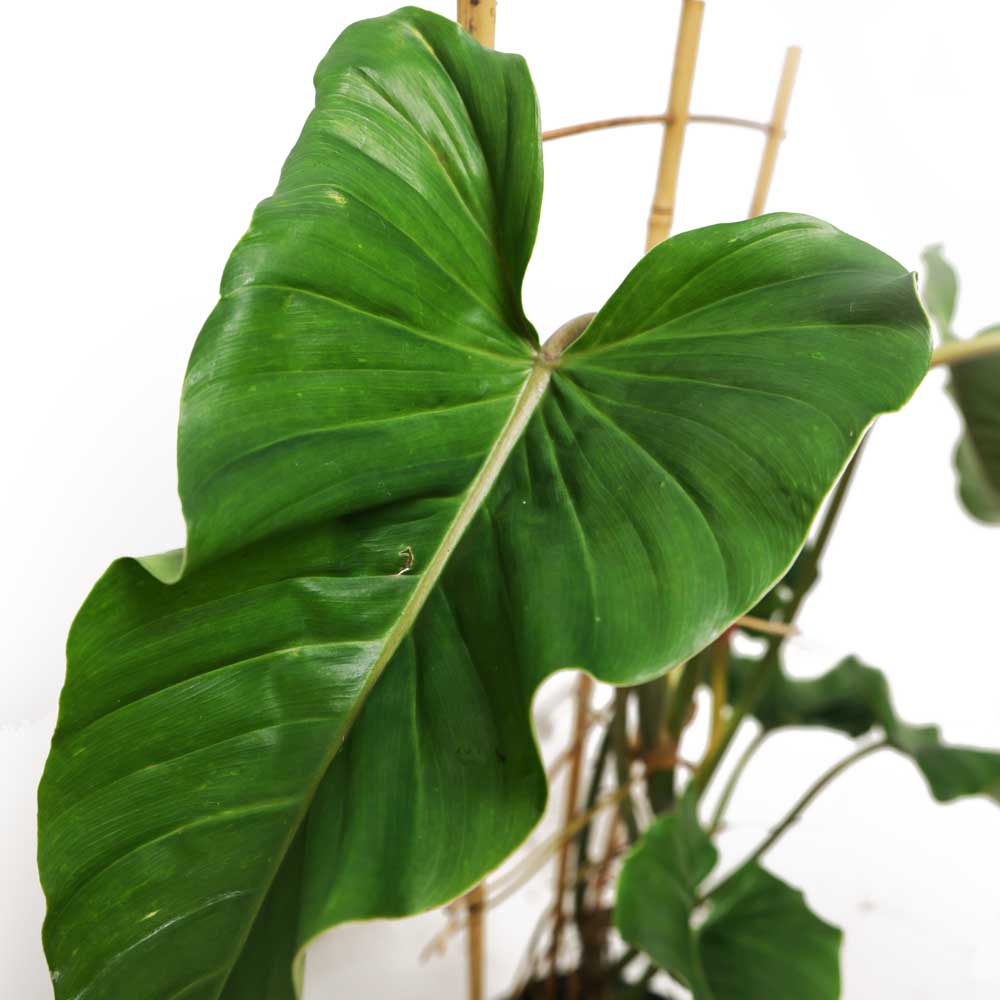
3, 1, 999, 997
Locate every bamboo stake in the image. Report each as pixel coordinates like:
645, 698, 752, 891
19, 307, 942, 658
546, 674, 594, 998
464, 883, 485, 1000
454, 8, 494, 996
458, 0, 496, 48
749, 46, 801, 217
542, 111, 771, 143
645, 0, 706, 250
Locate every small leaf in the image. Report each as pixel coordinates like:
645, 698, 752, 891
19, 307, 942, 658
920, 247, 1000, 523
615, 797, 841, 999
731, 655, 1000, 802
950, 327, 1000, 524
920, 244, 958, 342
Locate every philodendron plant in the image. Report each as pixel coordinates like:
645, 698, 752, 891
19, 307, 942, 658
36, 7, 1000, 1000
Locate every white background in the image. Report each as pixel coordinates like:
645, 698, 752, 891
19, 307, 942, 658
3, 1, 999, 997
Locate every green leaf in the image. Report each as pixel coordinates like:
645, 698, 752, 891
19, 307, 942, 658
920, 246, 1000, 523
920, 243, 958, 342
950, 326, 1000, 524
731, 655, 1000, 802
615, 796, 841, 999
37, 7, 930, 998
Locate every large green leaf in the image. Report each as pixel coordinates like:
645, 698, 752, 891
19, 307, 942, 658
730, 655, 1000, 802
38, 7, 929, 998
920, 245, 1000, 522
614, 796, 841, 999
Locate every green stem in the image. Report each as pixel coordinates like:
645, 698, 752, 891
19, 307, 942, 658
705, 636, 730, 763
611, 690, 641, 843
930, 328, 1000, 368
636, 675, 673, 813
705, 738, 889, 902
636, 676, 666, 751
573, 725, 612, 931
707, 729, 768, 834
651, 656, 703, 807
665, 656, 702, 742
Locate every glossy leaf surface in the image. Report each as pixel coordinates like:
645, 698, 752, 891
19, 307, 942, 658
38, 8, 929, 998
731, 655, 1000, 802
615, 797, 841, 999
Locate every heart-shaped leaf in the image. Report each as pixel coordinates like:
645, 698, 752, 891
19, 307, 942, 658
614, 796, 841, 999
730, 655, 1000, 802
38, 7, 929, 998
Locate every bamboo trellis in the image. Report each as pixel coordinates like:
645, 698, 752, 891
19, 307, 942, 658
453, 2, 800, 997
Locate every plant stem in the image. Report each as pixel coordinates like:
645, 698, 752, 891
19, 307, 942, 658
704, 739, 889, 902
707, 729, 768, 834
611, 690, 641, 842
930, 329, 1000, 368
664, 657, 702, 743
648, 656, 702, 805
705, 635, 730, 762
636, 675, 674, 813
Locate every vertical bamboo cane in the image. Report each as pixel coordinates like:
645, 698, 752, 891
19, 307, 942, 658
645, 0, 705, 250
546, 674, 594, 998
455, 8, 494, 996
749, 46, 801, 217
465, 883, 485, 1000
458, 0, 497, 48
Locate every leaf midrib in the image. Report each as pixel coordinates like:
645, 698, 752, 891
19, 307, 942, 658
217, 354, 553, 992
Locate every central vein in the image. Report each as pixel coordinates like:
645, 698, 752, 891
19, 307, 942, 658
361, 357, 552, 701
360, 309, 596, 702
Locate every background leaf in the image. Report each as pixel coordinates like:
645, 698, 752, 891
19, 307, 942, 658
615, 796, 841, 999
920, 246, 1000, 523
920, 244, 958, 342
730, 654, 1000, 802
949, 330, 1000, 524
37, 7, 930, 997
